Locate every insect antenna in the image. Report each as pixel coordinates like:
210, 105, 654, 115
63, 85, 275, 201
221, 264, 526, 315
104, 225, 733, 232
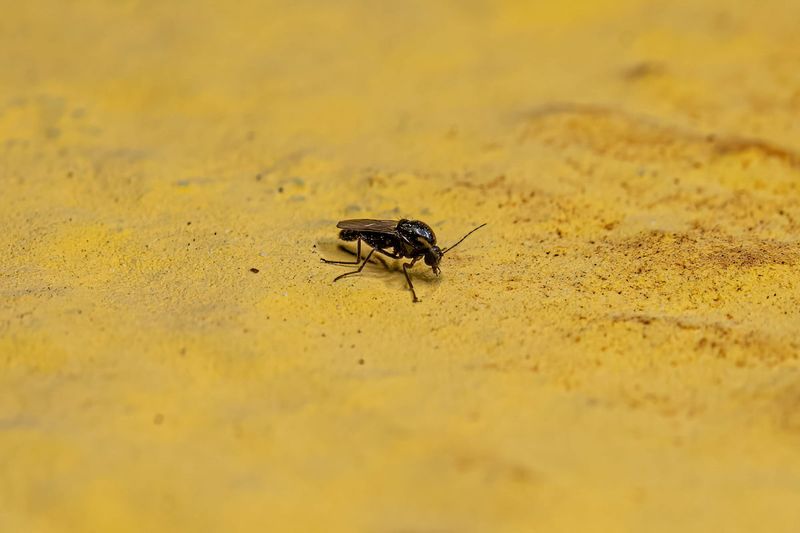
442, 223, 487, 254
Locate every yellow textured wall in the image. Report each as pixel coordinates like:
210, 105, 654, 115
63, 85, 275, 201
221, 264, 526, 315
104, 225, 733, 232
2, 1, 800, 531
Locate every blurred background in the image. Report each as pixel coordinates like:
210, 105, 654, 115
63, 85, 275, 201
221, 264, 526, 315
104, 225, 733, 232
2, 1, 799, 532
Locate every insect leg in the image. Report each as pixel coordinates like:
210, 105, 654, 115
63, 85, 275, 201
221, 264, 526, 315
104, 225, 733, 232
338, 244, 389, 269
333, 249, 376, 282
402, 257, 421, 303
321, 239, 362, 265
373, 248, 403, 260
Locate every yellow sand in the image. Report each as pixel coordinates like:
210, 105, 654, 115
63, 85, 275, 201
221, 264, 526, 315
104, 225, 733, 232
2, 1, 799, 531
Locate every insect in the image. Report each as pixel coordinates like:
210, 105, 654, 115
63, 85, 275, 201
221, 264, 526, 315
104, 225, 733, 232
321, 218, 487, 302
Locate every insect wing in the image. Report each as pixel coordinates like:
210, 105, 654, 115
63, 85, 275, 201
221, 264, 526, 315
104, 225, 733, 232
336, 219, 399, 235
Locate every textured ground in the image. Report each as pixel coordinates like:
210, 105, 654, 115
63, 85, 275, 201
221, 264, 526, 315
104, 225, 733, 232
2, 1, 800, 531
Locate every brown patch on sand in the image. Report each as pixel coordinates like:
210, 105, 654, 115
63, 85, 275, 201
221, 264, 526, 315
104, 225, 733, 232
598, 230, 798, 273
519, 103, 800, 169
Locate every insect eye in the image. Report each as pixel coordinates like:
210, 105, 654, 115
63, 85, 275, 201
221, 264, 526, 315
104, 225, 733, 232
424, 253, 439, 266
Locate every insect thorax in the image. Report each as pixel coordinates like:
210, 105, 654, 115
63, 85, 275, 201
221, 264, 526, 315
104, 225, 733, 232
397, 219, 437, 247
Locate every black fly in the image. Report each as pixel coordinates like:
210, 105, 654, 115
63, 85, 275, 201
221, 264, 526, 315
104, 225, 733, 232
321, 219, 487, 302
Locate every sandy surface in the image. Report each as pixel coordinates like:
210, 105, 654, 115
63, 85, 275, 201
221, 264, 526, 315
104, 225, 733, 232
2, 1, 800, 531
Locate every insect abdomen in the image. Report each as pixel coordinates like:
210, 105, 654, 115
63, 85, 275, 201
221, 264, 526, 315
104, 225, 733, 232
339, 230, 359, 241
